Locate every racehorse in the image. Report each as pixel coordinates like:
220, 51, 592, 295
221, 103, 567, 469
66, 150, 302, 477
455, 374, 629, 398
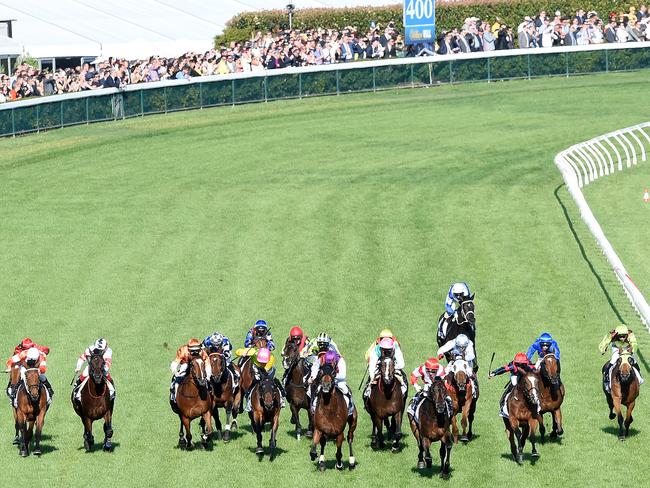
408, 378, 453, 479
281, 338, 313, 439
237, 337, 268, 414
437, 296, 477, 369
72, 352, 114, 452
205, 351, 238, 442
536, 354, 564, 440
310, 363, 357, 471
603, 350, 639, 440
503, 372, 541, 464
9, 364, 21, 445
364, 355, 407, 451
446, 358, 477, 443
248, 373, 282, 460
15, 360, 49, 457
171, 357, 213, 450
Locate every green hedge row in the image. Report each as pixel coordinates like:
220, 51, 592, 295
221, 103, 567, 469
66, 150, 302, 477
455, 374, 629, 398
215, 0, 633, 45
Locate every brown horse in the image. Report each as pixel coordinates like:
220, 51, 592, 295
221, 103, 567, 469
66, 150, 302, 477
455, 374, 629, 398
171, 357, 213, 450
281, 338, 313, 439
72, 352, 114, 452
536, 354, 564, 440
237, 338, 268, 414
206, 351, 238, 442
603, 351, 639, 440
446, 358, 477, 443
364, 355, 407, 451
15, 362, 49, 457
503, 372, 541, 464
249, 373, 282, 460
408, 379, 453, 479
310, 363, 357, 471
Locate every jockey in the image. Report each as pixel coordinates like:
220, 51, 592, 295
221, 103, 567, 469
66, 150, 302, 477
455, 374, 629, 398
6, 337, 54, 405
169, 338, 211, 403
244, 347, 285, 411
308, 349, 354, 417
363, 331, 407, 399
437, 334, 476, 370
203, 331, 239, 385
301, 332, 339, 366
287, 326, 309, 352
73, 338, 115, 403
437, 282, 472, 342
527, 332, 561, 371
599, 324, 644, 392
407, 357, 451, 417
244, 320, 275, 351
489, 352, 539, 418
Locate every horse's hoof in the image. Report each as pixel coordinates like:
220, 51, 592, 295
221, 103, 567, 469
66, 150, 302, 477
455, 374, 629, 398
557, 429, 564, 437
318, 461, 326, 472
256, 447, 264, 455
12, 436, 20, 446
223, 430, 230, 443
103, 442, 113, 452
84, 440, 92, 452
290, 417, 296, 425
609, 412, 616, 420
33, 448, 42, 456
391, 446, 399, 453
370, 438, 378, 450
186, 443, 194, 451
516, 455, 523, 465
310, 450, 317, 461
231, 419, 238, 430
349, 461, 356, 470
460, 435, 469, 443
19, 449, 28, 457
532, 451, 540, 458
417, 461, 426, 469
425, 458, 432, 469
305, 430, 313, 439
336, 462, 343, 470
619, 435, 626, 442
440, 472, 451, 480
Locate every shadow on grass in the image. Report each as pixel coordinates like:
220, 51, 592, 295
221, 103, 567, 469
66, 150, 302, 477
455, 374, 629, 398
76, 441, 121, 453
246, 445, 288, 461
410, 465, 451, 479
554, 184, 624, 322
499, 452, 540, 465
601, 425, 640, 438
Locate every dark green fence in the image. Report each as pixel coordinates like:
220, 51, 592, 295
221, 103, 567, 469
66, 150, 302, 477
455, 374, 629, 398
2, 47, 650, 137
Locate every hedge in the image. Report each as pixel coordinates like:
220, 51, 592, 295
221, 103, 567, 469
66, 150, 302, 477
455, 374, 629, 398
215, 0, 635, 45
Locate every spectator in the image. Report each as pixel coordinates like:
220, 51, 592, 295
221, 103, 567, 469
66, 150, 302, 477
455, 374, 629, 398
482, 24, 496, 51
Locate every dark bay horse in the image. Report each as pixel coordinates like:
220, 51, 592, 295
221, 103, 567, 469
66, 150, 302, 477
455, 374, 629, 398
237, 337, 268, 414
408, 379, 453, 479
364, 355, 407, 451
536, 354, 564, 440
310, 363, 357, 471
15, 363, 49, 457
72, 352, 114, 452
604, 351, 639, 440
249, 373, 282, 460
446, 359, 477, 443
504, 372, 540, 464
437, 297, 477, 369
171, 357, 212, 450
281, 338, 313, 439
206, 351, 238, 442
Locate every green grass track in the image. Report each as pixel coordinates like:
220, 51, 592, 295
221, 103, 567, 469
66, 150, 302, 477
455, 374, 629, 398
1, 71, 650, 487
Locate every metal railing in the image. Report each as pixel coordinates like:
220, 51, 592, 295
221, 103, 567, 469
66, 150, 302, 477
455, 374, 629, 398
555, 122, 650, 329
3, 42, 650, 137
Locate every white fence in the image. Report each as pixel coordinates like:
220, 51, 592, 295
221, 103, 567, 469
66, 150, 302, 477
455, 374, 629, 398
555, 122, 650, 328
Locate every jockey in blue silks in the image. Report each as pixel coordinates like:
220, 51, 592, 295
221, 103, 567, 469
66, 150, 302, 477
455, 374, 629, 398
526, 332, 560, 370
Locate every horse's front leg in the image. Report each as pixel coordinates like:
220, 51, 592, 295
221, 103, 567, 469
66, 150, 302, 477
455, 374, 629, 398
613, 396, 625, 440
201, 410, 212, 449
18, 415, 29, 457
33, 410, 46, 456
624, 401, 635, 437
538, 412, 546, 441
310, 428, 321, 461
318, 434, 327, 471
439, 436, 452, 479
335, 433, 344, 470
103, 408, 114, 451
223, 403, 232, 442
392, 411, 403, 452
269, 410, 280, 462
451, 414, 459, 444
529, 418, 539, 458
290, 402, 301, 440
181, 416, 193, 450
423, 437, 433, 469
13, 409, 20, 445
83, 416, 94, 452
253, 414, 264, 455
507, 417, 522, 465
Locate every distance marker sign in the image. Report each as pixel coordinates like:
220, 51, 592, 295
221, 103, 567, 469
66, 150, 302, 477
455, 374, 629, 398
403, 0, 435, 44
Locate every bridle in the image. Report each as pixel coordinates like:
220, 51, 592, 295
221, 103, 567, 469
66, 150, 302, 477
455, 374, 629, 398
259, 376, 277, 411
88, 353, 107, 398
209, 351, 226, 384
450, 360, 469, 393
518, 373, 540, 411
429, 379, 448, 415
455, 299, 475, 327
617, 353, 634, 384
540, 354, 560, 387
22, 365, 42, 403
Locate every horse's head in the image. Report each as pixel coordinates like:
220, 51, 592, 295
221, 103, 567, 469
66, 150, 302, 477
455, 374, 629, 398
282, 338, 300, 369
519, 373, 541, 411
380, 356, 395, 386
429, 378, 448, 415
190, 357, 207, 388
450, 359, 469, 393
254, 337, 268, 350
259, 377, 277, 411
89, 352, 106, 385
209, 352, 225, 383
320, 363, 336, 394
22, 366, 41, 403
457, 295, 475, 327
540, 354, 560, 386
618, 351, 634, 384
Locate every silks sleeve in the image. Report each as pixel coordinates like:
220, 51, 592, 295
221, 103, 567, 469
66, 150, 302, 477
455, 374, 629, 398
598, 334, 611, 354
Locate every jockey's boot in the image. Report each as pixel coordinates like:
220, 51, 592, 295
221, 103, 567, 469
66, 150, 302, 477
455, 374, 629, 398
344, 390, 355, 417
602, 363, 611, 393
41, 377, 54, 403
499, 383, 513, 417
274, 378, 286, 408
107, 378, 116, 401
633, 362, 645, 384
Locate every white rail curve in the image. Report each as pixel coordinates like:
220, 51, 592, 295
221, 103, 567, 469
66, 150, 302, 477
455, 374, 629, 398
555, 122, 650, 329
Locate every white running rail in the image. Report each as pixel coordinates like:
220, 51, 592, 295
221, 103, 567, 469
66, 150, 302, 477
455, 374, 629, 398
555, 122, 650, 328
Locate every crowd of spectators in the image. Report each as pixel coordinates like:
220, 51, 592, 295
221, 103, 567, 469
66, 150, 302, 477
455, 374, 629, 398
2, 5, 650, 102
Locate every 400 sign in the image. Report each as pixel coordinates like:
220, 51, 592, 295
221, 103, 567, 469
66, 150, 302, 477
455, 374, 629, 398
403, 0, 435, 44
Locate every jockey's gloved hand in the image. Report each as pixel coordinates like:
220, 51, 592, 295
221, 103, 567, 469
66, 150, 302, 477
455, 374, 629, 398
414, 384, 422, 393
